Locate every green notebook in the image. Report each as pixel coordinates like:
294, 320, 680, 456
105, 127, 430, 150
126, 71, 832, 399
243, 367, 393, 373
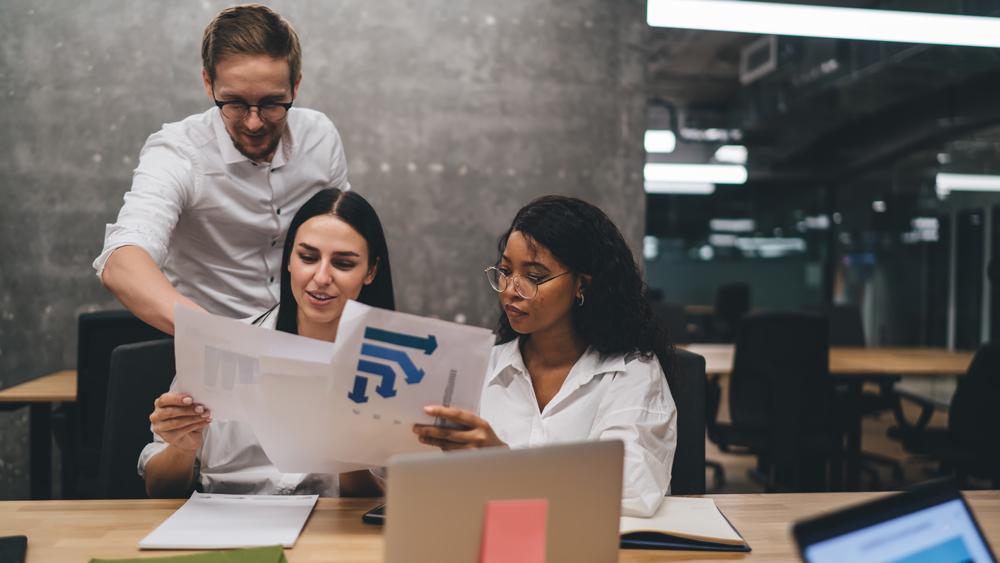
89, 545, 287, 563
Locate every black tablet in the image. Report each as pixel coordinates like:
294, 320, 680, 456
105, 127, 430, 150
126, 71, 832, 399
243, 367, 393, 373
793, 479, 996, 563
0, 535, 27, 563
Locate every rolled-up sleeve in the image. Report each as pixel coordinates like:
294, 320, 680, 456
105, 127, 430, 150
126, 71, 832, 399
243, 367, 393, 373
594, 359, 677, 517
93, 132, 195, 278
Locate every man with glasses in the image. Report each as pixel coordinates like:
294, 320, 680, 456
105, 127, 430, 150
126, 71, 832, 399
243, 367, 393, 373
93, 5, 350, 333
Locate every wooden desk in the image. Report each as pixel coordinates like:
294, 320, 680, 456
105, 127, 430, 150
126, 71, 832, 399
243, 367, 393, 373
683, 344, 974, 377
0, 370, 77, 500
3, 492, 998, 561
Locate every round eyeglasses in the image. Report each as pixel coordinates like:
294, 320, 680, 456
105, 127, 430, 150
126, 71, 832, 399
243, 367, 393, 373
484, 266, 571, 300
214, 98, 293, 122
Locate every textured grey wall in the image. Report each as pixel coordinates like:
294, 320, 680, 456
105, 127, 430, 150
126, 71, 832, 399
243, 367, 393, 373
0, 0, 647, 498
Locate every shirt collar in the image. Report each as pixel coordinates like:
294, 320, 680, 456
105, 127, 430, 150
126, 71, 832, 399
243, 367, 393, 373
211, 107, 292, 168
488, 339, 627, 389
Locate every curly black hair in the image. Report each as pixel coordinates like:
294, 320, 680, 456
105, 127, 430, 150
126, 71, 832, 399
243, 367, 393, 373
494, 195, 675, 391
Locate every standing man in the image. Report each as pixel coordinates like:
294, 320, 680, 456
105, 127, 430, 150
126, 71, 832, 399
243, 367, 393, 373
94, 5, 350, 334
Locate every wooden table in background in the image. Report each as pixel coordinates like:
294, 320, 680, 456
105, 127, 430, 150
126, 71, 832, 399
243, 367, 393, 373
3, 492, 998, 562
683, 344, 974, 377
0, 370, 77, 500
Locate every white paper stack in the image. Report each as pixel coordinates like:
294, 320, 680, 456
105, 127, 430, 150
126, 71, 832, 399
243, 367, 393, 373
139, 493, 318, 549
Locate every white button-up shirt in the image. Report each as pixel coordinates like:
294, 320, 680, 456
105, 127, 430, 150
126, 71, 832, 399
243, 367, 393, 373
138, 306, 363, 496
93, 107, 350, 318
480, 340, 677, 517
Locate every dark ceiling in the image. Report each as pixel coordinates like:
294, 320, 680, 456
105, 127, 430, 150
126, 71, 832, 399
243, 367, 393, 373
645, 0, 1000, 192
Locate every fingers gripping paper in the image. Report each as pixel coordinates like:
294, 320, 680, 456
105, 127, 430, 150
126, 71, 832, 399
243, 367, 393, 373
173, 302, 494, 470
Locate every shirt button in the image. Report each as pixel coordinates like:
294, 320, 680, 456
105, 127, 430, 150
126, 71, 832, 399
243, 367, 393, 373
276, 208, 282, 215
271, 240, 277, 247
269, 276, 275, 283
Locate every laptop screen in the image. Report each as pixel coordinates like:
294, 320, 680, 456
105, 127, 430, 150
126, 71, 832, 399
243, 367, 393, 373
802, 496, 995, 563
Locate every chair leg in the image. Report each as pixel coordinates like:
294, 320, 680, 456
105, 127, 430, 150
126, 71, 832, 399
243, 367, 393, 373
705, 460, 726, 491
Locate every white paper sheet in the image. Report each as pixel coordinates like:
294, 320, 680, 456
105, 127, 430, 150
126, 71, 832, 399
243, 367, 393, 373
138, 492, 317, 549
174, 306, 336, 420
172, 301, 494, 471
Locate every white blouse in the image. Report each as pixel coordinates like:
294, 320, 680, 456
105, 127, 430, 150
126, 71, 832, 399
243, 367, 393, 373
479, 340, 677, 517
137, 306, 357, 496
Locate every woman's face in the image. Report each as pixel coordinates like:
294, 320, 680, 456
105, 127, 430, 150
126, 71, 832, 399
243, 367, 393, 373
288, 214, 376, 330
497, 230, 583, 337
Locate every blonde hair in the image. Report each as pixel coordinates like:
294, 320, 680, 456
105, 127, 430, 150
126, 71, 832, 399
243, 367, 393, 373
201, 4, 302, 88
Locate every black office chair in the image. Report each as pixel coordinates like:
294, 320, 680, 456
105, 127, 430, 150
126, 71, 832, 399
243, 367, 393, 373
891, 342, 1000, 487
652, 301, 690, 345
666, 348, 706, 495
707, 311, 839, 492
66, 311, 169, 498
712, 283, 750, 342
98, 339, 176, 499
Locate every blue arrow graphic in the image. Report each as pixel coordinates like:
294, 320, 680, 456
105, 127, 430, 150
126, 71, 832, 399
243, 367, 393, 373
358, 359, 398, 398
347, 375, 369, 404
364, 327, 437, 355
361, 343, 425, 384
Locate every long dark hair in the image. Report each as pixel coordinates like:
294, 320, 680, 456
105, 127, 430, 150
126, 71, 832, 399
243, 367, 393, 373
494, 195, 674, 390
275, 188, 395, 334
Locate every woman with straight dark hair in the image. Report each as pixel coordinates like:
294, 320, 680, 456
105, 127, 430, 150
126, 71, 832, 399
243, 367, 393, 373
413, 195, 676, 517
142, 188, 394, 498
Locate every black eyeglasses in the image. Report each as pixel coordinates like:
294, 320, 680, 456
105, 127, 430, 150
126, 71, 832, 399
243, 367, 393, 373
214, 98, 293, 122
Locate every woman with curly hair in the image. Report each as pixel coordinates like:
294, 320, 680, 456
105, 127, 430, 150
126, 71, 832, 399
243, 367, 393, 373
413, 195, 676, 517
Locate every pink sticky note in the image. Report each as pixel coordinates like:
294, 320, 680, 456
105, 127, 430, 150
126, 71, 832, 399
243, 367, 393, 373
479, 498, 549, 563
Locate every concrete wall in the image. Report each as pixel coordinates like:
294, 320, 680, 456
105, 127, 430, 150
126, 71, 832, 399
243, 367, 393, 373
0, 1, 647, 498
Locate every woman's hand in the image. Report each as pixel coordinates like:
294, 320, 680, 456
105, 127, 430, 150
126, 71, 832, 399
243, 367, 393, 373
412, 405, 508, 451
149, 392, 211, 454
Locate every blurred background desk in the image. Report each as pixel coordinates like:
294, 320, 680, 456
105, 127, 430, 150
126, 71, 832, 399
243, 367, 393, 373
0, 371, 77, 500
682, 344, 974, 377
3, 492, 998, 562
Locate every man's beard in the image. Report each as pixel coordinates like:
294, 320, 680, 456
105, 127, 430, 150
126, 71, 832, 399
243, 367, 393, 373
229, 127, 282, 162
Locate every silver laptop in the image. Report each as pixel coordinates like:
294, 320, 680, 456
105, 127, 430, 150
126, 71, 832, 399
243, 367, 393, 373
384, 440, 624, 563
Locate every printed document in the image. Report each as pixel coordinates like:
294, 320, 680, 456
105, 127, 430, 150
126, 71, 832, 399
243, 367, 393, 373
173, 301, 494, 469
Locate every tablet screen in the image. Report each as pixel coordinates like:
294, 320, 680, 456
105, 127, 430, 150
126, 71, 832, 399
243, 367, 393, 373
804, 498, 994, 563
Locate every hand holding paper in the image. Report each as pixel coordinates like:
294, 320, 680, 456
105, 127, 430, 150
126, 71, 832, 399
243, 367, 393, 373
172, 301, 494, 471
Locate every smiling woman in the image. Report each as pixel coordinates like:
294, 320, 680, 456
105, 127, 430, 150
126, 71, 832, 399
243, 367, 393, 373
140, 188, 395, 499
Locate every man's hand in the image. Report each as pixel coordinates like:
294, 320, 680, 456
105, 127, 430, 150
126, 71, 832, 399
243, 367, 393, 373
149, 392, 211, 454
412, 405, 508, 451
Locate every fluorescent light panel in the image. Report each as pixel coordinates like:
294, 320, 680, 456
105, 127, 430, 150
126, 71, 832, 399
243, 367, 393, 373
647, 0, 1000, 49
709, 218, 755, 233
645, 163, 747, 184
936, 173, 1000, 194
645, 130, 676, 153
645, 181, 715, 195
714, 145, 748, 165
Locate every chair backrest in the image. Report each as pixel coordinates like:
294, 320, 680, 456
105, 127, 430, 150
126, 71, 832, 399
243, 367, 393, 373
714, 283, 750, 324
98, 339, 175, 499
77, 311, 169, 454
668, 348, 706, 495
828, 304, 866, 347
713, 283, 751, 341
949, 341, 1000, 458
729, 311, 831, 462
652, 301, 689, 344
